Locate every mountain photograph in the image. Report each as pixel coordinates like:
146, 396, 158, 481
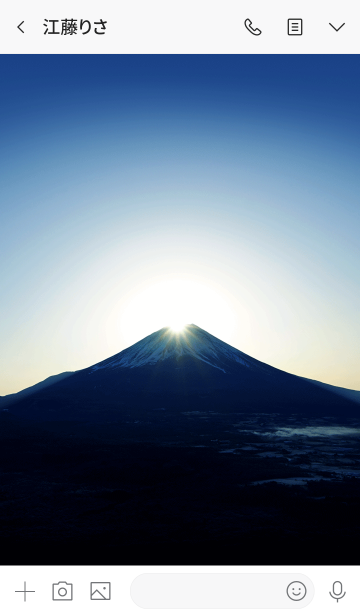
0, 55, 359, 565
1, 324, 360, 565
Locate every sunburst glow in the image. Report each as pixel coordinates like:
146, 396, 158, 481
170, 322, 186, 332
118, 277, 237, 348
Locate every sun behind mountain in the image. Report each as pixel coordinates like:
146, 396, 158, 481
169, 322, 186, 332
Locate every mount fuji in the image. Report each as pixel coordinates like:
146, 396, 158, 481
2, 324, 359, 422
1, 324, 360, 566
90, 324, 274, 373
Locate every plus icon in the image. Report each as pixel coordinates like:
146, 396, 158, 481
15, 582, 35, 602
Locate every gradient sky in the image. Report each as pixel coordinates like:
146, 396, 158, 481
0, 55, 359, 395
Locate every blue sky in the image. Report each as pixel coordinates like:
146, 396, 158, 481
0, 55, 359, 394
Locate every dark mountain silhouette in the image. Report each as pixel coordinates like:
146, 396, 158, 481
301, 376, 360, 405
2, 324, 359, 421
1, 325, 360, 566
0, 371, 73, 408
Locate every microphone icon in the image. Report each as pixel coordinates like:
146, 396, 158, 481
330, 581, 346, 602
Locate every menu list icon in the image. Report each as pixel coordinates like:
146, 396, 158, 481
288, 19, 303, 35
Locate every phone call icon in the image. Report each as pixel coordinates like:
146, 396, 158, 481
244, 19, 262, 36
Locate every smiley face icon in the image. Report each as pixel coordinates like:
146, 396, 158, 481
286, 581, 307, 601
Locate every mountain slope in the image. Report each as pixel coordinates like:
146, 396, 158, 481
90, 324, 273, 374
0, 371, 74, 409
302, 377, 360, 405
3, 324, 359, 421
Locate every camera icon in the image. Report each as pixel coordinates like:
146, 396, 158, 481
52, 581, 73, 601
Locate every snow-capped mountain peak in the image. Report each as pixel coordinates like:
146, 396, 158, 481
90, 324, 260, 373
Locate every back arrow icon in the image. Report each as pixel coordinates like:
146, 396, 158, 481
17, 21, 24, 33
329, 22, 345, 31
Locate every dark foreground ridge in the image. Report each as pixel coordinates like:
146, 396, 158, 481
1, 414, 360, 565
1, 325, 359, 565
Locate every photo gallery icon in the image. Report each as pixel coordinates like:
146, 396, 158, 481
91, 582, 111, 600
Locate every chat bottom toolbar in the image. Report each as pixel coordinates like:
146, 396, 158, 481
4, 567, 360, 614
